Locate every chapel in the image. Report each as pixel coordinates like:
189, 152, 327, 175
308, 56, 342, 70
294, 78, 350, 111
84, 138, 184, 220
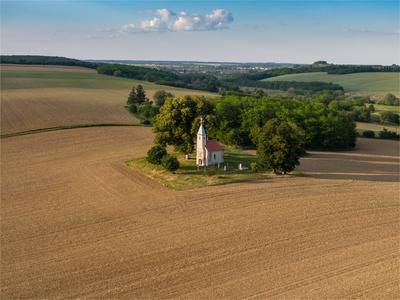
196, 120, 224, 166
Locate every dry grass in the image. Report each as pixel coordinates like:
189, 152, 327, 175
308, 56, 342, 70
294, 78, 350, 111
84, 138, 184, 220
1, 126, 399, 299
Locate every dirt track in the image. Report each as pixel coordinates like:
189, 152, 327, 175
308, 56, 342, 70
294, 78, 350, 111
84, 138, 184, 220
1, 126, 399, 299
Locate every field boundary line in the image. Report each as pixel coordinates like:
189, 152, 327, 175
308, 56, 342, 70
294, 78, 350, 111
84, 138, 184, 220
1, 123, 143, 138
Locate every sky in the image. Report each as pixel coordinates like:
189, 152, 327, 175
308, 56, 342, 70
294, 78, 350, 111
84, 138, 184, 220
1, 1, 399, 64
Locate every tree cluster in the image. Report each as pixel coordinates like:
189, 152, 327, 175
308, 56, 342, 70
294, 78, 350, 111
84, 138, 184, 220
152, 95, 357, 157
146, 145, 179, 172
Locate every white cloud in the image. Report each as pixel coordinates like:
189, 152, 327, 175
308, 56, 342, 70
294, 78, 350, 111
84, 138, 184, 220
119, 9, 233, 33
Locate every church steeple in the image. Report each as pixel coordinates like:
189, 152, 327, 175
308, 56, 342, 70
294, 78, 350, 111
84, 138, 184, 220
196, 118, 207, 166
197, 117, 206, 138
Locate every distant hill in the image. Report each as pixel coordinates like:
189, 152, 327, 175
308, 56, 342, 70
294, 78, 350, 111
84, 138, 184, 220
263, 72, 400, 97
0, 55, 97, 69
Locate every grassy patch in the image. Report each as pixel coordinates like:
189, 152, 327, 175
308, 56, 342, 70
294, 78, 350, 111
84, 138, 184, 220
373, 104, 400, 115
126, 148, 272, 190
1, 123, 139, 138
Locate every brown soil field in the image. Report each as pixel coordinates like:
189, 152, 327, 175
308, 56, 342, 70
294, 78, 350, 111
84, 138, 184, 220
1, 88, 137, 134
0, 65, 215, 134
1, 126, 399, 299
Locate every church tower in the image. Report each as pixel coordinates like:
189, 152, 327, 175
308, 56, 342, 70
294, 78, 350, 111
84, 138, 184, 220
196, 118, 206, 166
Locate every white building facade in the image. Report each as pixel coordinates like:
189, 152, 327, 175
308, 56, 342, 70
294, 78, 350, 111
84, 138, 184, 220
196, 122, 224, 167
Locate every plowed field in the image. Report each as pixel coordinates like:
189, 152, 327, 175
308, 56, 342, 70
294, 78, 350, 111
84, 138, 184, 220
1, 126, 399, 298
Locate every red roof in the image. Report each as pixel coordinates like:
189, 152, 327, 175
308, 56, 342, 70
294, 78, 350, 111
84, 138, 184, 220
205, 139, 223, 152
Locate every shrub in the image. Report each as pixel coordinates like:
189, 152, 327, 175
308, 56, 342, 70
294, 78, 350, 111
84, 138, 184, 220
138, 103, 159, 119
161, 155, 180, 172
142, 119, 151, 125
362, 130, 375, 138
250, 162, 261, 172
146, 145, 167, 164
128, 104, 137, 113
380, 111, 399, 125
378, 128, 400, 140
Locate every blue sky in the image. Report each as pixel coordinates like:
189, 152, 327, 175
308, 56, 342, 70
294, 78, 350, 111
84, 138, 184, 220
1, 1, 399, 64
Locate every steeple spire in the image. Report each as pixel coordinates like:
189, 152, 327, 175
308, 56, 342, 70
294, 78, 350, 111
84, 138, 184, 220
197, 117, 206, 136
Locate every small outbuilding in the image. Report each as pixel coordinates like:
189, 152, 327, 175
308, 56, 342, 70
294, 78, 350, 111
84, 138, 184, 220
196, 120, 224, 167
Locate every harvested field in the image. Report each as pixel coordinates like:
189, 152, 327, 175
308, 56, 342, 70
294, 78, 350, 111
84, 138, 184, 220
1, 126, 399, 298
0, 65, 215, 134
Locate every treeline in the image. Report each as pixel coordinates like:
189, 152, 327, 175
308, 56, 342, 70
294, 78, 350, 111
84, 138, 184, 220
226, 78, 344, 92
0, 55, 97, 69
153, 95, 357, 153
97, 64, 223, 92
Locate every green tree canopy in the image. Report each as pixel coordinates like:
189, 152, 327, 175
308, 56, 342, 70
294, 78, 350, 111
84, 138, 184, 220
153, 90, 174, 107
257, 118, 304, 174
127, 85, 148, 105
135, 85, 147, 104
153, 96, 215, 154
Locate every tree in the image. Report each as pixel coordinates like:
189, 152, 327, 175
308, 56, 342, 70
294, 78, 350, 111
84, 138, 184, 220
127, 85, 148, 105
127, 86, 137, 105
380, 93, 399, 106
153, 96, 215, 155
153, 90, 174, 107
161, 155, 180, 172
135, 85, 147, 104
257, 118, 304, 174
320, 113, 357, 149
146, 145, 167, 164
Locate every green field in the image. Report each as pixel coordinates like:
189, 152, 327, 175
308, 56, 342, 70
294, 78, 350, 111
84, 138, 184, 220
373, 104, 400, 115
263, 72, 400, 97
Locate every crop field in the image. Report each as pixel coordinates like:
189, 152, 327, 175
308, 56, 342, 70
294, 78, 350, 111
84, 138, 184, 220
0, 64, 215, 134
263, 72, 400, 97
1, 125, 399, 298
1, 64, 399, 299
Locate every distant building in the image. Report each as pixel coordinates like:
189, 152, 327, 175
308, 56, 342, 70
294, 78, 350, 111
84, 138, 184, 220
196, 120, 224, 166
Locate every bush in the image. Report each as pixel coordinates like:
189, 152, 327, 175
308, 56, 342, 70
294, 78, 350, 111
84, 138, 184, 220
161, 155, 180, 172
146, 145, 167, 164
128, 104, 137, 113
378, 128, 400, 140
362, 130, 375, 138
142, 119, 151, 125
380, 111, 399, 125
250, 162, 261, 172
138, 103, 159, 119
